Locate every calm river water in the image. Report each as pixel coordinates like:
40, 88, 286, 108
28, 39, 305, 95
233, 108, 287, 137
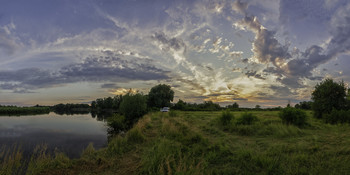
0, 112, 108, 158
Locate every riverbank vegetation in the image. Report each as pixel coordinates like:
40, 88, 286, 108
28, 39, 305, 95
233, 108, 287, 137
51, 103, 90, 115
2, 110, 350, 174
0, 106, 50, 116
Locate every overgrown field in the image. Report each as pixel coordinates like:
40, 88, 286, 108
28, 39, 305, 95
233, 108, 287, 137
2, 110, 350, 174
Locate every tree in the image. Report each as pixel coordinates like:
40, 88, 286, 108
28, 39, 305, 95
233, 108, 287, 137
294, 101, 313, 110
148, 84, 174, 108
174, 99, 186, 110
255, 105, 261, 109
119, 93, 147, 124
91, 101, 96, 109
311, 78, 347, 118
104, 97, 114, 109
227, 102, 239, 109
112, 95, 123, 111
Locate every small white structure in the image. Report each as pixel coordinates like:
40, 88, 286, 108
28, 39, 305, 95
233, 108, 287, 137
160, 107, 170, 112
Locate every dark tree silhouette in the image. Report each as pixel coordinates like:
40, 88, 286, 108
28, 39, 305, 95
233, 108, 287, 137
312, 78, 347, 118
148, 84, 174, 108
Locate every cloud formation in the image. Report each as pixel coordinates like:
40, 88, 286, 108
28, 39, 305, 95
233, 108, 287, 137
0, 55, 169, 93
0, 23, 20, 56
233, 0, 350, 90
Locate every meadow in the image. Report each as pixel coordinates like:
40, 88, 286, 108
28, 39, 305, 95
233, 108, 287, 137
1, 110, 350, 174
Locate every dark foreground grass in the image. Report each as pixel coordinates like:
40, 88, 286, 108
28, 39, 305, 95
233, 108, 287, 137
2, 110, 350, 174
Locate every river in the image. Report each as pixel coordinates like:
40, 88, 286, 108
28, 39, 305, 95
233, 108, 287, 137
0, 112, 108, 158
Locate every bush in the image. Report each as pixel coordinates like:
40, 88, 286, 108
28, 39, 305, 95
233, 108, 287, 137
236, 113, 258, 125
220, 110, 234, 125
107, 114, 126, 133
119, 93, 147, 124
279, 107, 307, 127
323, 109, 350, 124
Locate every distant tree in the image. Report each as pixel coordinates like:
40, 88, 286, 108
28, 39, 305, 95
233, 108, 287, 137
112, 95, 123, 111
119, 93, 147, 124
200, 101, 221, 110
312, 78, 347, 118
174, 99, 186, 110
96, 98, 104, 109
295, 101, 313, 110
148, 84, 174, 108
255, 105, 261, 109
91, 101, 96, 109
104, 97, 114, 109
227, 102, 239, 109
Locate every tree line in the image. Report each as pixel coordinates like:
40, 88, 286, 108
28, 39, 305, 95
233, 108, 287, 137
0, 105, 50, 115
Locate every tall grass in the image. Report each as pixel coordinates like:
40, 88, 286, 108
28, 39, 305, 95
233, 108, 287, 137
2, 110, 350, 174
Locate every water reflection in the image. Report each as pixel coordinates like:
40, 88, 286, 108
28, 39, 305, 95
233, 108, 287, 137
0, 112, 108, 158
90, 111, 115, 121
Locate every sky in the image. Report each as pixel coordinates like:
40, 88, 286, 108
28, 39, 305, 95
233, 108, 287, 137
0, 0, 350, 107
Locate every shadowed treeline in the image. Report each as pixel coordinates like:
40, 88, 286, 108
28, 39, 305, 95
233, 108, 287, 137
0, 106, 50, 116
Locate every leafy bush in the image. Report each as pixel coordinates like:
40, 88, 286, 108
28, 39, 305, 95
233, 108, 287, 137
279, 107, 307, 127
236, 113, 258, 125
119, 93, 147, 124
107, 114, 126, 133
323, 109, 350, 124
220, 110, 234, 125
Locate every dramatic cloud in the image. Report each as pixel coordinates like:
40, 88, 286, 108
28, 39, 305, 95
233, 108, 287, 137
1, 0, 349, 106
0, 56, 169, 93
327, 3, 350, 57
233, 0, 350, 91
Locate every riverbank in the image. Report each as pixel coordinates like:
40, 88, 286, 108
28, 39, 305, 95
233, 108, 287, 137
0, 106, 50, 116
2, 110, 350, 174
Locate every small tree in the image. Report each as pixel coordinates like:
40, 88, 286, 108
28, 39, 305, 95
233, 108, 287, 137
148, 84, 174, 108
119, 93, 147, 124
311, 78, 347, 118
227, 102, 239, 109
174, 99, 186, 110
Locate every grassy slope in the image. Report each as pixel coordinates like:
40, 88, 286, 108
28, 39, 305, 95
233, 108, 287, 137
2, 111, 350, 174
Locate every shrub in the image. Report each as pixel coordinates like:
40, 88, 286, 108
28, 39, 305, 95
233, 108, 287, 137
107, 114, 126, 133
119, 93, 147, 124
323, 109, 350, 124
279, 107, 307, 127
236, 113, 258, 125
220, 110, 234, 125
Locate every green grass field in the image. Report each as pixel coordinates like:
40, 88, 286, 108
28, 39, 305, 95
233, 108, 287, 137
2, 110, 350, 174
